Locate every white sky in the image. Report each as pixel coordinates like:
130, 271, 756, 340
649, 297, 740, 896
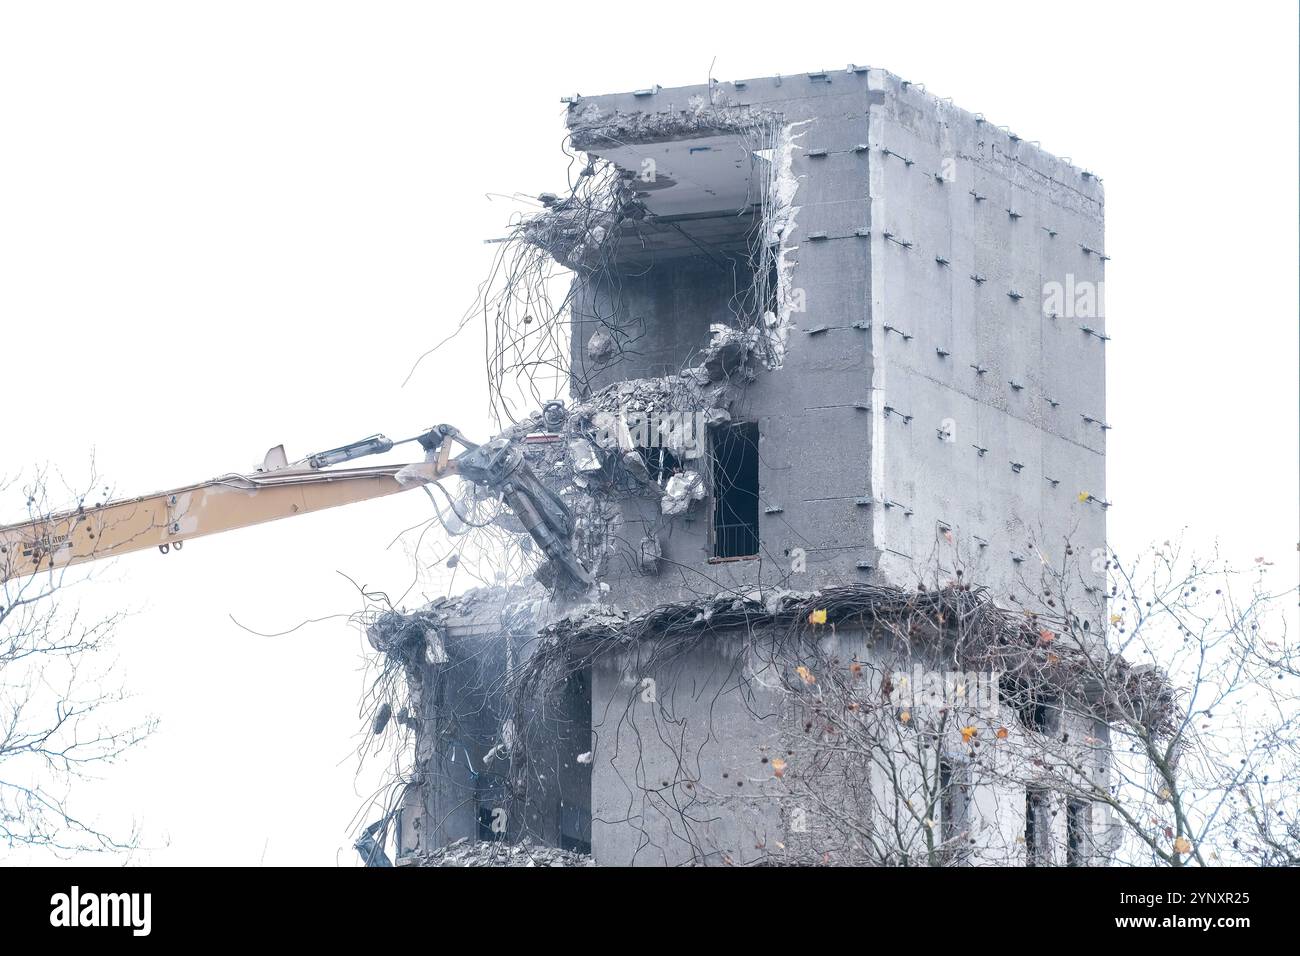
1, 1, 1295, 865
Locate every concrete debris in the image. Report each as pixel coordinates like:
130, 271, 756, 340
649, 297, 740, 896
586, 328, 617, 363
518, 170, 640, 268
590, 410, 626, 451
661, 470, 704, 515
620, 449, 652, 485
424, 626, 448, 665
701, 323, 756, 381
372, 702, 392, 735
355, 819, 393, 868
761, 121, 807, 367
567, 101, 779, 152
568, 438, 603, 473
368, 609, 446, 670
400, 837, 593, 868
523, 583, 1171, 732
638, 533, 662, 574
499, 598, 547, 642
562, 603, 627, 630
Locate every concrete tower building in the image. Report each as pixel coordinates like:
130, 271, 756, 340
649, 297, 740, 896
375, 68, 1115, 868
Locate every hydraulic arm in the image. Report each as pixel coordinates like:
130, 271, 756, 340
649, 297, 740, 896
0, 424, 593, 590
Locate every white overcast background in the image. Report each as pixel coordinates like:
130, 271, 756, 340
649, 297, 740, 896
1, 2, 1296, 865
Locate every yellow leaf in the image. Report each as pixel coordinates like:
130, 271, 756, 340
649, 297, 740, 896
1078, 491, 1091, 503
1109, 613, 1122, 625
771, 757, 787, 779
899, 710, 911, 723
849, 661, 863, 677
1038, 629, 1056, 644
796, 665, 816, 685
995, 726, 1009, 740
1172, 836, 1192, 855
960, 725, 978, 743
808, 609, 828, 625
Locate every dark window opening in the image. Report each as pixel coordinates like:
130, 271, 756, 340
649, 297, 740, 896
1025, 787, 1052, 866
999, 674, 1059, 734
1029, 700, 1054, 732
477, 805, 497, 842
710, 422, 759, 558
640, 445, 683, 485
1066, 799, 1090, 866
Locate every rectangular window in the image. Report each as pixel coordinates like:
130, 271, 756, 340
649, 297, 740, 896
1025, 787, 1052, 867
710, 422, 759, 559
1066, 799, 1091, 866
999, 674, 1060, 735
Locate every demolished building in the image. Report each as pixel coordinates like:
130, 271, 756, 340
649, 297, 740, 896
363, 67, 1122, 866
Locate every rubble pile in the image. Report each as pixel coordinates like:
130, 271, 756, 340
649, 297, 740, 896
367, 608, 447, 669
400, 837, 594, 868
519, 172, 642, 268
567, 99, 779, 152
516, 583, 1178, 735
497, 325, 756, 524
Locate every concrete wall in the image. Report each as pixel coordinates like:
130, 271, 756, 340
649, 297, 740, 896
590, 634, 785, 866
588, 619, 1104, 866
860, 72, 1107, 595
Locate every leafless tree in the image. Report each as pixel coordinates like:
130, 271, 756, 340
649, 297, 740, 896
0, 470, 156, 858
762, 536, 1297, 867
1003, 536, 1299, 866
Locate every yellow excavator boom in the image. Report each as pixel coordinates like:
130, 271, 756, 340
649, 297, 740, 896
0, 464, 423, 583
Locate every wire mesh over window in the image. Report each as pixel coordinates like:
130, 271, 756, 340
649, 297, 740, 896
710, 422, 759, 559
